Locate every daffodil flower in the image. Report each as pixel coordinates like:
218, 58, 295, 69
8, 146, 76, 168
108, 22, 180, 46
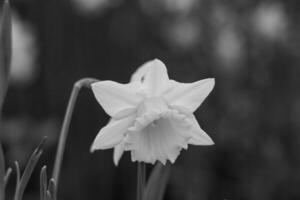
90, 59, 215, 165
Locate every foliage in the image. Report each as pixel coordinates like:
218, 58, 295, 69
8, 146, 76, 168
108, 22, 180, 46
0, 0, 11, 112
13, 138, 47, 200
0, 1, 11, 199
40, 166, 57, 200
0, 2, 57, 199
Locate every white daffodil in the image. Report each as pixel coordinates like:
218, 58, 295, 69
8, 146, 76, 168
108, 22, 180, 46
90, 59, 215, 165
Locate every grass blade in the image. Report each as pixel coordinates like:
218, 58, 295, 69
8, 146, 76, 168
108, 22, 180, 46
143, 163, 170, 200
14, 161, 20, 183
14, 137, 46, 200
4, 167, 11, 187
40, 166, 47, 200
0, 142, 5, 200
46, 190, 51, 200
47, 179, 57, 200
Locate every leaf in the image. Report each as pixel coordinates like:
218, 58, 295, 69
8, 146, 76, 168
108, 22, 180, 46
143, 163, 171, 200
14, 161, 20, 183
40, 166, 47, 200
0, 0, 12, 112
46, 190, 51, 200
0, 1, 11, 198
0, 142, 5, 200
0, 0, 11, 67
4, 167, 11, 187
14, 137, 47, 200
40, 167, 58, 200
47, 179, 57, 200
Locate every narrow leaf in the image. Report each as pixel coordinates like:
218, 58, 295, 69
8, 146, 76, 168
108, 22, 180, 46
40, 166, 47, 200
13, 161, 20, 200
4, 167, 11, 187
0, 0, 12, 112
14, 161, 20, 183
46, 190, 51, 200
14, 137, 47, 200
0, 142, 5, 200
143, 163, 171, 200
0, 0, 11, 67
47, 179, 57, 200
0, 1, 11, 198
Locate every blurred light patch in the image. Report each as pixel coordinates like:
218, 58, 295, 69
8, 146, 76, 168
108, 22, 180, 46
140, 0, 198, 16
251, 3, 288, 41
163, 18, 201, 50
215, 27, 244, 71
10, 12, 37, 87
71, 0, 120, 16
210, 4, 242, 32
211, 4, 233, 28
163, 0, 197, 14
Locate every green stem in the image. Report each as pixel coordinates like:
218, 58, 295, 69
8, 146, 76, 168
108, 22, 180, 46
52, 78, 98, 187
137, 162, 146, 200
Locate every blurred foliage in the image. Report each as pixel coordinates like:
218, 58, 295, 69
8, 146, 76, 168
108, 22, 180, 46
0, 0, 299, 200
0, 0, 11, 112
0, 1, 11, 199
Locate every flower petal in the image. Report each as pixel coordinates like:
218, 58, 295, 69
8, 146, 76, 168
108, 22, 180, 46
91, 81, 142, 118
163, 78, 215, 112
130, 60, 151, 83
90, 115, 135, 152
130, 59, 170, 96
113, 142, 125, 166
144, 59, 170, 96
187, 115, 214, 145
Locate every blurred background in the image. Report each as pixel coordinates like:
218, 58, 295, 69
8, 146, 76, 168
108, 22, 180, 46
0, 0, 300, 199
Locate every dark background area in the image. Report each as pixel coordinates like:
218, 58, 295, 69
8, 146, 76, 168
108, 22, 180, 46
1, 0, 300, 199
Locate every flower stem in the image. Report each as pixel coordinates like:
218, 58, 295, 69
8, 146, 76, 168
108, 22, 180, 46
137, 162, 146, 200
52, 78, 98, 187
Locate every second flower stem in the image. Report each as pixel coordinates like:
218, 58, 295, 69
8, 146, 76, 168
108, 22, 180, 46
137, 162, 146, 200
52, 78, 98, 187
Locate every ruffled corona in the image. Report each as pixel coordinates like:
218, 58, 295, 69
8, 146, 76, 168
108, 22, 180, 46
90, 59, 215, 165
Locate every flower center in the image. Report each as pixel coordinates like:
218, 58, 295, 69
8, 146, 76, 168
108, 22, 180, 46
137, 97, 169, 117
125, 106, 191, 164
128, 97, 170, 132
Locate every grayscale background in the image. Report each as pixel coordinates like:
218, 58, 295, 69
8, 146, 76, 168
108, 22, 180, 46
1, 0, 299, 199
